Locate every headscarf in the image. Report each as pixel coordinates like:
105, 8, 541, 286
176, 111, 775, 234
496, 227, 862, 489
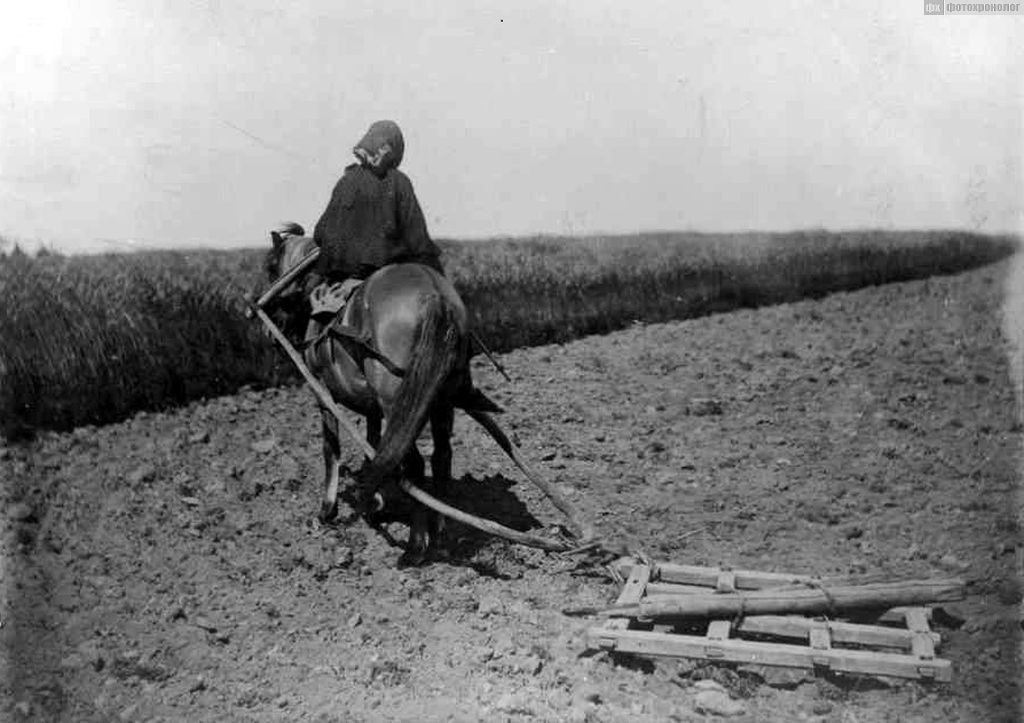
353, 120, 405, 176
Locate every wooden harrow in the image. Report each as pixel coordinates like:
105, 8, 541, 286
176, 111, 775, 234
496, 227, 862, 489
586, 559, 961, 682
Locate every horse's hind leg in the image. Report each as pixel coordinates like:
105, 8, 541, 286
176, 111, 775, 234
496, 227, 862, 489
428, 403, 455, 544
318, 407, 343, 523
400, 446, 433, 567
359, 411, 386, 513
366, 412, 382, 452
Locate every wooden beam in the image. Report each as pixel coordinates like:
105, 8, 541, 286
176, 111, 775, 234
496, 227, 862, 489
616, 564, 651, 607
653, 562, 811, 589
605, 579, 964, 620
904, 608, 937, 661
645, 589, 941, 642
586, 627, 951, 682
736, 615, 940, 650
646, 582, 711, 596
707, 620, 731, 640
716, 570, 737, 593
881, 606, 932, 625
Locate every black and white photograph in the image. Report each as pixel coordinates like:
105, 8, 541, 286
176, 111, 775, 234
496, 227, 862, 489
1, 1, 1021, 720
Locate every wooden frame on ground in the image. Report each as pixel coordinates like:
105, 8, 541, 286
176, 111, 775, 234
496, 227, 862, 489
586, 562, 952, 682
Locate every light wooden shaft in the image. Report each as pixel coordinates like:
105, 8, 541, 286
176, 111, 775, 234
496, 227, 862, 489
257, 247, 321, 309
254, 305, 376, 459
606, 579, 965, 619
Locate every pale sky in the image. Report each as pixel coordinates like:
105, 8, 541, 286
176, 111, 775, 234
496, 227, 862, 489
1, 0, 1021, 253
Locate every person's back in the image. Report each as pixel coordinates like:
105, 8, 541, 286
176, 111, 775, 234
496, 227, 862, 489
314, 120, 442, 282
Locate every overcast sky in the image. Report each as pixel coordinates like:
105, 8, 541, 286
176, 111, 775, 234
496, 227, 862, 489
1, 0, 1021, 253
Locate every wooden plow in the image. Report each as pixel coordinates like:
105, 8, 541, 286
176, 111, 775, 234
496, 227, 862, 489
249, 248, 594, 553
584, 558, 963, 682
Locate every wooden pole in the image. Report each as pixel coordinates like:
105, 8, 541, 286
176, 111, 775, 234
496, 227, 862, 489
256, 247, 321, 308
253, 305, 375, 459
397, 479, 571, 551
465, 408, 594, 543
603, 579, 965, 619
471, 331, 512, 382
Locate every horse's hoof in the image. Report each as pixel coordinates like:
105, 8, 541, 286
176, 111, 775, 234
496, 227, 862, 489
429, 546, 452, 562
397, 547, 429, 568
398, 527, 432, 567
430, 517, 447, 545
318, 500, 339, 524
354, 487, 385, 517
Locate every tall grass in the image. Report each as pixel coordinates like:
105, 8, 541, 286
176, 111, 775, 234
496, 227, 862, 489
0, 249, 281, 439
449, 229, 1019, 348
0, 229, 1017, 439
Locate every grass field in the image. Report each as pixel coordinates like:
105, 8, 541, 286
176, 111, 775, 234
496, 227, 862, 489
0, 229, 1017, 439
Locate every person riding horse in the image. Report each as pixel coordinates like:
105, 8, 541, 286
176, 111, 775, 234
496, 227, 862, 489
314, 120, 443, 292
259, 120, 593, 564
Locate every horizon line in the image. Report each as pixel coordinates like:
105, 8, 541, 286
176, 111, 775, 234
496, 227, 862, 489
2, 226, 1021, 257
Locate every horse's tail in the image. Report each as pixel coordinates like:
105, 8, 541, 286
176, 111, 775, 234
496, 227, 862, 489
368, 295, 462, 480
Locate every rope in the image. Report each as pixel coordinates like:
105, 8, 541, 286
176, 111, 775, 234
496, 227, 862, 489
802, 579, 838, 618
732, 595, 746, 625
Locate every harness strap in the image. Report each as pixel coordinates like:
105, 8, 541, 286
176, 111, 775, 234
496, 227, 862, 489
330, 325, 406, 378
301, 319, 406, 378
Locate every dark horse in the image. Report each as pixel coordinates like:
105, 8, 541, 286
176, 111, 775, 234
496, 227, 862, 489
264, 223, 499, 564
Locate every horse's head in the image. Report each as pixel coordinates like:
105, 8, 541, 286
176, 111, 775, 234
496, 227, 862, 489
263, 222, 316, 340
264, 221, 309, 282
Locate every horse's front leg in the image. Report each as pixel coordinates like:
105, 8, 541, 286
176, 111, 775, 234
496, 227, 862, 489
318, 407, 343, 523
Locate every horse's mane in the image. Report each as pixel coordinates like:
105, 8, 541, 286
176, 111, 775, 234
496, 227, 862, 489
274, 221, 306, 237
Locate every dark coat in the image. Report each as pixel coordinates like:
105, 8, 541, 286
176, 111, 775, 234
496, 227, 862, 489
313, 164, 442, 280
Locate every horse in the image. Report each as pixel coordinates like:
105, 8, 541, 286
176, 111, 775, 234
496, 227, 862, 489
263, 223, 501, 565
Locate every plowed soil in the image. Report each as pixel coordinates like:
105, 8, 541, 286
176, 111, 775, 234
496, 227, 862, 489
3, 258, 1021, 722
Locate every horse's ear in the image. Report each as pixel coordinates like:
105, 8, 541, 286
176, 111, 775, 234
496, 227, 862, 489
271, 231, 284, 249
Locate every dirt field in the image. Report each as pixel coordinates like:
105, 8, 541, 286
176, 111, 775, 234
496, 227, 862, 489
3, 257, 1021, 722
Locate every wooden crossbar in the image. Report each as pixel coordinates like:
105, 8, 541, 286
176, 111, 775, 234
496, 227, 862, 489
602, 562, 649, 636
737, 614, 940, 650
588, 625, 952, 681
655, 562, 810, 589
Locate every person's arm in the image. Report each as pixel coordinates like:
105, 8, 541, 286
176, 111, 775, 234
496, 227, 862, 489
313, 177, 346, 248
314, 173, 358, 278
394, 172, 443, 272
